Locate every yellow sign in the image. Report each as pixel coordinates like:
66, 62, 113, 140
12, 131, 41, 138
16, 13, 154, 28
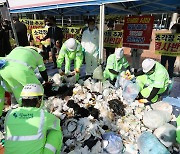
59, 26, 82, 42
31, 28, 50, 46
19, 19, 44, 30
104, 30, 123, 48
155, 33, 180, 57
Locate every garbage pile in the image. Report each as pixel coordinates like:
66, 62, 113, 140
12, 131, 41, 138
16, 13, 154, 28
43, 75, 179, 154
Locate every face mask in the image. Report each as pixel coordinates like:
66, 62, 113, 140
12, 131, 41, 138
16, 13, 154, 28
89, 25, 95, 31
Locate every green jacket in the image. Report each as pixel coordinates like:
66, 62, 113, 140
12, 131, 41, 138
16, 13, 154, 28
4, 47, 46, 72
5, 107, 62, 154
176, 115, 180, 143
145, 62, 169, 89
103, 54, 129, 80
57, 40, 83, 74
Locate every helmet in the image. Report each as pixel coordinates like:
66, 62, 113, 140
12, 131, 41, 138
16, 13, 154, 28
25, 46, 43, 54
20, 84, 44, 99
142, 59, 156, 73
115, 48, 124, 60
65, 38, 77, 51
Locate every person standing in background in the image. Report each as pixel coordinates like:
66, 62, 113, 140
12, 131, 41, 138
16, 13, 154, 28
130, 48, 143, 73
81, 18, 99, 78
160, 23, 180, 78
12, 16, 28, 46
41, 16, 64, 69
1, 19, 12, 56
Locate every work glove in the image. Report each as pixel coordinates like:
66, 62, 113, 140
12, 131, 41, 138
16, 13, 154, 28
59, 69, 65, 76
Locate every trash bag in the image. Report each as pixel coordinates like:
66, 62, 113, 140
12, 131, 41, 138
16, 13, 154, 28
108, 99, 125, 116
153, 123, 176, 147
93, 65, 103, 80
102, 132, 124, 154
64, 75, 76, 87
52, 73, 62, 86
0, 59, 7, 69
151, 101, 172, 115
143, 110, 172, 130
122, 80, 140, 103
137, 131, 170, 154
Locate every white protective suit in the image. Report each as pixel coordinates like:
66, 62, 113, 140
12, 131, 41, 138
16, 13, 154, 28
81, 28, 99, 75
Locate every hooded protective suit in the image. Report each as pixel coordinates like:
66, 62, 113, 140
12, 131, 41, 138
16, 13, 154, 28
81, 27, 99, 75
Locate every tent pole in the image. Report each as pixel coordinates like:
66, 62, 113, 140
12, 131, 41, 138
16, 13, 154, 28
5, 0, 19, 46
61, 9, 64, 27
98, 4, 105, 93
99, 4, 105, 63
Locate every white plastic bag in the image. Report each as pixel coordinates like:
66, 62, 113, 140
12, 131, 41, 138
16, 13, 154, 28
64, 75, 76, 87
153, 123, 176, 147
143, 110, 172, 130
93, 65, 103, 80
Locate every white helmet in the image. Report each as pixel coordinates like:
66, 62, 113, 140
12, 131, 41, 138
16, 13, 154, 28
20, 84, 44, 99
65, 38, 77, 51
115, 48, 124, 60
142, 58, 156, 73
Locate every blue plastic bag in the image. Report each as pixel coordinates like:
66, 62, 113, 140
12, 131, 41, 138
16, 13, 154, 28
137, 131, 170, 154
0, 59, 7, 69
102, 132, 123, 154
122, 79, 140, 103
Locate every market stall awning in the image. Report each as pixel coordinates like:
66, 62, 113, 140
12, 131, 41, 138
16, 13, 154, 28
7, 0, 180, 14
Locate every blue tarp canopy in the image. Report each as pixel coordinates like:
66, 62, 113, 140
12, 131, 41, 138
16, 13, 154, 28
8, 0, 180, 15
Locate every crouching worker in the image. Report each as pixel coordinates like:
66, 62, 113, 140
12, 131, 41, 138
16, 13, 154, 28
136, 58, 169, 103
57, 38, 84, 81
4, 84, 63, 154
0, 46, 49, 116
103, 48, 130, 83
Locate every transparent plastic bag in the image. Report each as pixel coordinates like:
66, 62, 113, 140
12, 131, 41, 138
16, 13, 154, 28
122, 80, 140, 103
102, 132, 124, 154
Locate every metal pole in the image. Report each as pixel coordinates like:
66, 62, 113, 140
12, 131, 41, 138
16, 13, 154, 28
5, 0, 19, 46
98, 4, 105, 93
99, 4, 105, 63
160, 13, 164, 30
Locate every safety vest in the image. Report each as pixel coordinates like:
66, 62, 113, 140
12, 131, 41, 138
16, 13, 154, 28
176, 115, 180, 143
5, 47, 46, 72
5, 107, 61, 154
103, 54, 129, 80
146, 62, 169, 89
57, 40, 83, 74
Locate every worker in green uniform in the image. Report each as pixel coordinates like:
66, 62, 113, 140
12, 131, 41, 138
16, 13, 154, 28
176, 115, 180, 144
57, 38, 83, 81
0, 46, 48, 116
103, 48, 130, 81
135, 58, 169, 103
4, 84, 63, 154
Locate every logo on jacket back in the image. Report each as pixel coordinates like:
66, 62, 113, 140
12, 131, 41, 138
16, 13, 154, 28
13, 112, 33, 119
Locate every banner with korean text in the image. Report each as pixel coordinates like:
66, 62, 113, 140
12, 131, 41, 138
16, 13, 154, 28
19, 19, 44, 30
155, 33, 180, 56
123, 15, 154, 49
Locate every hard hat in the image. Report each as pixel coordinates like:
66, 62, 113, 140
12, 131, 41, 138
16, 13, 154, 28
142, 58, 156, 73
25, 46, 43, 54
115, 48, 124, 60
20, 84, 44, 99
65, 38, 77, 51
